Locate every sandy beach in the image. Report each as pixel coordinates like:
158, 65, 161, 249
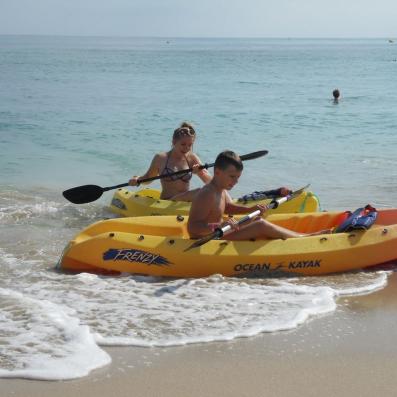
2, 271, 397, 397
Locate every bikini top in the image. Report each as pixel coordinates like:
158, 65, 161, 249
161, 152, 193, 183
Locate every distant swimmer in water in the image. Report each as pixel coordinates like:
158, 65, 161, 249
333, 89, 340, 103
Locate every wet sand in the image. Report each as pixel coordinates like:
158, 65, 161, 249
2, 272, 397, 397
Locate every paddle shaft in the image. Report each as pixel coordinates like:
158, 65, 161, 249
67, 164, 217, 195
102, 161, 246, 191
215, 195, 289, 238
63, 150, 268, 204
133, 150, 268, 186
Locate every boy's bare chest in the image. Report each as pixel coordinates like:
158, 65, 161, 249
209, 192, 226, 220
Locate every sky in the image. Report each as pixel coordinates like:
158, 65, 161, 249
0, 0, 396, 38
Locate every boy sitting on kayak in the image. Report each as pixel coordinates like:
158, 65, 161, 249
187, 150, 328, 240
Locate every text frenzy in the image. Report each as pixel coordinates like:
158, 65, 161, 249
103, 248, 171, 267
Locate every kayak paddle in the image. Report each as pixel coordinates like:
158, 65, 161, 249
63, 150, 268, 204
184, 184, 310, 252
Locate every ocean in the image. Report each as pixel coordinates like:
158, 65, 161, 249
0, 35, 396, 380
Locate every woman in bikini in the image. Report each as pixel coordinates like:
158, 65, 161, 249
128, 122, 212, 201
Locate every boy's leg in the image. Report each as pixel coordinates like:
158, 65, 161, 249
225, 219, 302, 241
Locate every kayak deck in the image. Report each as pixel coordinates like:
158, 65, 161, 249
109, 188, 320, 217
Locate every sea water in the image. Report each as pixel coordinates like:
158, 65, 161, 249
0, 35, 396, 380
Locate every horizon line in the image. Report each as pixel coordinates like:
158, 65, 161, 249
0, 33, 395, 40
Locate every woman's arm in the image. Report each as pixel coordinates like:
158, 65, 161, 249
197, 168, 212, 184
191, 153, 212, 184
129, 154, 162, 186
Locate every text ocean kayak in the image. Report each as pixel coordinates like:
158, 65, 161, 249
58, 209, 397, 278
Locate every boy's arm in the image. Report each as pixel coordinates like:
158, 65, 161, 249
187, 190, 215, 238
225, 202, 254, 215
225, 200, 267, 215
224, 193, 251, 214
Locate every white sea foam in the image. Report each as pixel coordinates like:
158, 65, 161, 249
0, 201, 58, 222
0, 188, 111, 226
0, 248, 391, 380
323, 272, 389, 296
0, 188, 392, 380
0, 288, 111, 380
92, 276, 338, 346
1, 268, 388, 353
0, 189, 59, 222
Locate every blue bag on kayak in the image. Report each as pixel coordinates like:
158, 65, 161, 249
334, 204, 378, 233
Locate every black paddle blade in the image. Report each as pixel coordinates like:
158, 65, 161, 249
184, 232, 217, 252
183, 234, 213, 252
239, 150, 268, 161
62, 184, 104, 204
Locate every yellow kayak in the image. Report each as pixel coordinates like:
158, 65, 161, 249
58, 209, 397, 277
109, 188, 320, 217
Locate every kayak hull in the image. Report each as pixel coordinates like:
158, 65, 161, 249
58, 209, 397, 278
109, 188, 320, 217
